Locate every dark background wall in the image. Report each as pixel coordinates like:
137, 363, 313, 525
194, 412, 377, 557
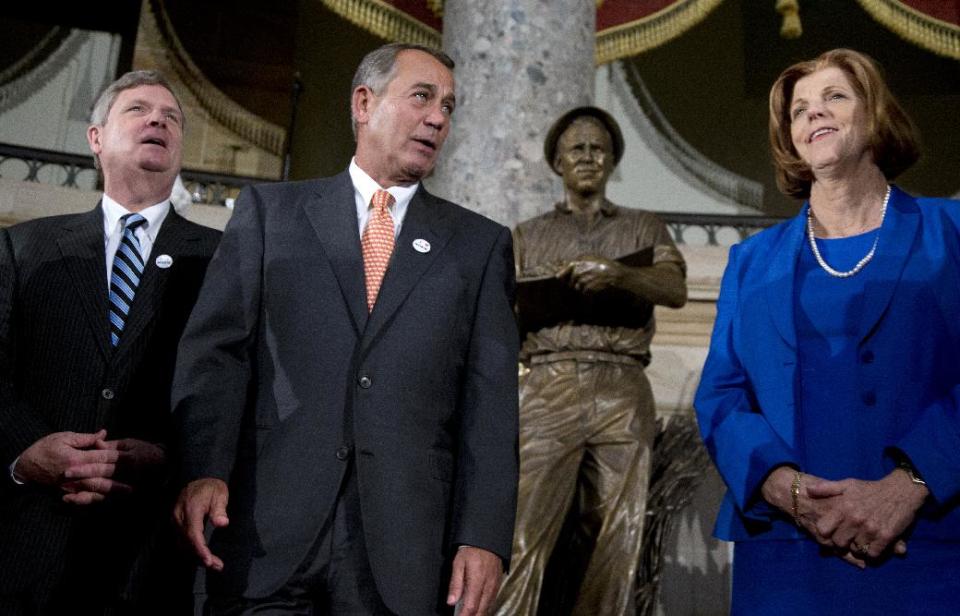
289, 0, 383, 179
163, 0, 380, 179
163, 0, 298, 130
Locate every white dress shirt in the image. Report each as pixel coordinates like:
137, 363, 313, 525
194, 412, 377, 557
102, 194, 170, 286
349, 158, 417, 238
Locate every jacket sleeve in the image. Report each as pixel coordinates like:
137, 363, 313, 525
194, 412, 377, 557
449, 225, 520, 567
0, 228, 52, 473
694, 243, 798, 522
171, 186, 264, 483
893, 200, 960, 508
894, 387, 960, 508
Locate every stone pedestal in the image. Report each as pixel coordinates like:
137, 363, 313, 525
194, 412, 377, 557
428, 0, 595, 228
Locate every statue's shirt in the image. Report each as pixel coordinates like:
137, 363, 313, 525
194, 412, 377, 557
514, 201, 685, 362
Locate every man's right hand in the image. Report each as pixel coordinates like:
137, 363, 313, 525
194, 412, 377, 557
15, 430, 132, 503
173, 478, 230, 572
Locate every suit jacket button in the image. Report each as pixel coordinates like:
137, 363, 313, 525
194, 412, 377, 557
101, 388, 115, 400
335, 446, 351, 461
862, 390, 876, 406
860, 350, 874, 364
358, 375, 372, 389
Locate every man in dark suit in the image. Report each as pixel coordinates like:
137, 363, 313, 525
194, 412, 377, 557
172, 43, 519, 616
0, 70, 221, 614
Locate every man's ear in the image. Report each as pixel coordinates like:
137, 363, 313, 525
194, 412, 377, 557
352, 85, 375, 126
551, 153, 563, 175
87, 125, 102, 155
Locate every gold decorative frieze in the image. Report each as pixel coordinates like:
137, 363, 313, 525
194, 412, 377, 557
856, 0, 960, 60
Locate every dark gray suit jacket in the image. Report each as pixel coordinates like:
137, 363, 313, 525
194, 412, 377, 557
0, 205, 220, 607
173, 172, 519, 614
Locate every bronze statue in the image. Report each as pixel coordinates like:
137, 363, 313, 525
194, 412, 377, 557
495, 107, 687, 616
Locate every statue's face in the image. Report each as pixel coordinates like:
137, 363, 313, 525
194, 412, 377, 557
554, 117, 614, 196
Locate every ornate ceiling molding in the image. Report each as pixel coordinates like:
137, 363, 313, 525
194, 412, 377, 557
319, 0, 441, 47
615, 60, 764, 212
0, 27, 74, 87
596, 0, 725, 64
856, 0, 960, 60
0, 29, 89, 115
146, 0, 287, 155
318, 0, 725, 65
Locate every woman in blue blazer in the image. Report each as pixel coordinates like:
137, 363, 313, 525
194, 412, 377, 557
695, 48, 960, 615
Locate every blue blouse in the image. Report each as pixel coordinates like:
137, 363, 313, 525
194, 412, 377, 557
795, 229, 881, 481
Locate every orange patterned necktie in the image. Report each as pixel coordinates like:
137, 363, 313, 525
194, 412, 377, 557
361, 189, 396, 312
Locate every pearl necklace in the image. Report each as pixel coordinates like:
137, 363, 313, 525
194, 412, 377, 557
806, 185, 891, 278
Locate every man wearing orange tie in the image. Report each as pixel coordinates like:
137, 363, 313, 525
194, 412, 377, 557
173, 43, 519, 616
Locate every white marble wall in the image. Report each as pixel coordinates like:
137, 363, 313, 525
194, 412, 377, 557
429, 0, 596, 228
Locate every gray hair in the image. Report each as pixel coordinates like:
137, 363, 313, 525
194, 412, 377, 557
89, 70, 183, 169
90, 70, 183, 126
350, 43, 454, 137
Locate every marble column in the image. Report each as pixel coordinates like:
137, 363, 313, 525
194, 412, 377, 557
427, 0, 595, 228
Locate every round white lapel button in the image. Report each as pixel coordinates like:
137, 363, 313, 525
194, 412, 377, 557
412, 239, 431, 253
155, 254, 174, 269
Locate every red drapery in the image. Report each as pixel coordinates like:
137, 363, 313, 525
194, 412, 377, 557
900, 1, 960, 25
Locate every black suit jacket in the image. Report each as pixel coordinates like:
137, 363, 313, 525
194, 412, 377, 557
0, 205, 220, 604
173, 172, 519, 614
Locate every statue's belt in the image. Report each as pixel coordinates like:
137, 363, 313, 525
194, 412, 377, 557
526, 349, 649, 367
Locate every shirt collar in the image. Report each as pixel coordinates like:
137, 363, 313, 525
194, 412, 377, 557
349, 158, 419, 211
101, 193, 171, 241
554, 198, 618, 217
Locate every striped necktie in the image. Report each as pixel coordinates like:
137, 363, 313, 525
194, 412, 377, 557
109, 213, 147, 347
361, 189, 396, 312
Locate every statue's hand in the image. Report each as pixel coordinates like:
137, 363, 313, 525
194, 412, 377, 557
558, 255, 625, 293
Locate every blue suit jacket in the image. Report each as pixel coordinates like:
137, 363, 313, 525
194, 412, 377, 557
695, 186, 960, 541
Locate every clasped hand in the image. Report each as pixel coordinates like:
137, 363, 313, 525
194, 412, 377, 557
557, 255, 624, 293
15, 429, 166, 505
763, 466, 927, 568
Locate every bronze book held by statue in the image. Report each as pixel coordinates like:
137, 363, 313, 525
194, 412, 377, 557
515, 247, 655, 337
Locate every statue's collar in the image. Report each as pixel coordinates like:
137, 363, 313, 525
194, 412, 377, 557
555, 199, 617, 217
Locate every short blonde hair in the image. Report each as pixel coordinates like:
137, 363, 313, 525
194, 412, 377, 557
768, 48, 920, 199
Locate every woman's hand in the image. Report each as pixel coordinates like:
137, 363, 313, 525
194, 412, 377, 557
806, 469, 928, 560
760, 466, 915, 568
761, 466, 842, 545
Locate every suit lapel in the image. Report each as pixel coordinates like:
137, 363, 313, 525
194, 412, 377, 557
855, 186, 920, 342
303, 172, 368, 335
362, 187, 455, 351
763, 209, 805, 350
113, 208, 193, 360
57, 205, 111, 360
